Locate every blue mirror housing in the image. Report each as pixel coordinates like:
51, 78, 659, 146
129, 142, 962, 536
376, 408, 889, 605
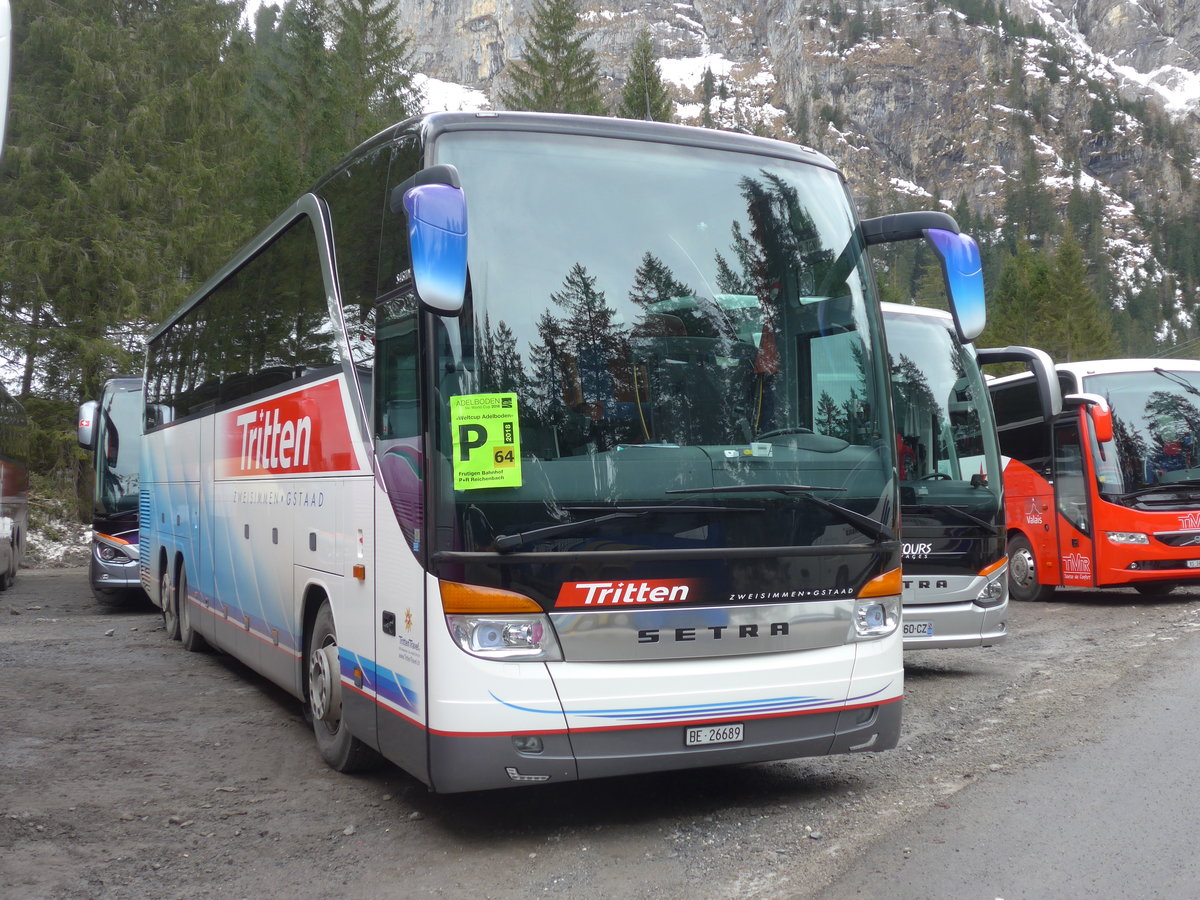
926, 228, 985, 342
403, 182, 467, 315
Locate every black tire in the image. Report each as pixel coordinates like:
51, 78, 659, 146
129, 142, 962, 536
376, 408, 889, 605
1007, 534, 1055, 602
161, 567, 180, 640
178, 565, 209, 652
1134, 582, 1178, 598
306, 601, 379, 773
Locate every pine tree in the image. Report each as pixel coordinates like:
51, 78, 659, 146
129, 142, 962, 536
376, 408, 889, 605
498, 0, 606, 115
248, 0, 341, 213
629, 253, 691, 307
618, 28, 672, 122
0, 0, 250, 398
328, 0, 422, 140
1045, 226, 1117, 362
980, 243, 1053, 353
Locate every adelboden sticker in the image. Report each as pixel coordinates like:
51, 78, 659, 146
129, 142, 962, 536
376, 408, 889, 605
450, 393, 522, 490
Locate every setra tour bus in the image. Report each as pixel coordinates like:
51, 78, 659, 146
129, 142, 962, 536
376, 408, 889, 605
77, 376, 145, 602
882, 303, 1060, 647
140, 112, 987, 792
989, 358, 1200, 600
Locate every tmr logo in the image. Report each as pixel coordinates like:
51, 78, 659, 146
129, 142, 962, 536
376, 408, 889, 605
902, 542, 933, 559
1180, 512, 1200, 529
1061, 552, 1092, 580
556, 579, 699, 608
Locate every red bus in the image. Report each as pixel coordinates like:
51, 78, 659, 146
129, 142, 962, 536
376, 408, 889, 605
989, 358, 1200, 600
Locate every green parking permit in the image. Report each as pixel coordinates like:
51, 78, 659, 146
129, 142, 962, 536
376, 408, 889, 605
450, 393, 522, 490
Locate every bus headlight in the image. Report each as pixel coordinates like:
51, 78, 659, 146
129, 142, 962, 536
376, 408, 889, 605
1106, 531, 1149, 545
853, 597, 900, 639
975, 574, 1006, 607
446, 614, 563, 661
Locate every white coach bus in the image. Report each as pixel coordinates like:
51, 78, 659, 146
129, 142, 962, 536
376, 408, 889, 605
141, 112, 985, 792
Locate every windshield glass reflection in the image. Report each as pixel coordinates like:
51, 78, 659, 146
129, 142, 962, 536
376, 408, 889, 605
1088, 369, 1200, 495
391, 130, 895, 553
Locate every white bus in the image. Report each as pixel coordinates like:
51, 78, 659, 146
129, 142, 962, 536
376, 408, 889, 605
882, 304, 1058, 648
140, 112, 985, 792
77, 376, 145, 602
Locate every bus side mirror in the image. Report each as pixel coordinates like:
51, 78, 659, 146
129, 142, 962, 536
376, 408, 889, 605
77, 400, 98, 450
925, 228, 985, 343
392, 166, 467, 316
976, 346, 1063, 421
1090, 404, 1114, 443
859, 212, 985, 343
1066, 392, 1114, 443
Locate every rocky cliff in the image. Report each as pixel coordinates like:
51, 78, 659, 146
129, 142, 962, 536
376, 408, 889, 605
397, 0, 1200, 340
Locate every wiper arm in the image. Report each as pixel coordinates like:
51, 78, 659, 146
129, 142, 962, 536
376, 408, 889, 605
902, 503, 1000, 534
1118, 479, 1200, 501
493, 504, 753, 552
665, 483, 846, 494
1154, 367, 1200, 398
666, 484, 894, 542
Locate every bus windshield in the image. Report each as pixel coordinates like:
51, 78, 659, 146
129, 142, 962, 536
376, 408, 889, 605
94, 382, 142, 521
885, 310, 1001, 525
1087, 368, 1200, 495
397, 129, 894, 554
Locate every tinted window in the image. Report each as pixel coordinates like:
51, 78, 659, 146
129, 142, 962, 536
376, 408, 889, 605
146, 215, 338, 425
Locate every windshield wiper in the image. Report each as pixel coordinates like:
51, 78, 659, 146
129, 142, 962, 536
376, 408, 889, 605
902, 503, 1000, 534
665, 484, 894, 542
1154, 367, 1200, 398
1118, 479, 1200, 502
492, 504, 753, 552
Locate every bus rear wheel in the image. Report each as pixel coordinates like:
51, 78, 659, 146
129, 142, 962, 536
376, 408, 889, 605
161, 568, 180, 640
306, 601, 379, 773
178, 565, 208, 653
1008, 534, 1055, 602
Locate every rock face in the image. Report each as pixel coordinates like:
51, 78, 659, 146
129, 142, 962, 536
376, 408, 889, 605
394, 0, 1200, 321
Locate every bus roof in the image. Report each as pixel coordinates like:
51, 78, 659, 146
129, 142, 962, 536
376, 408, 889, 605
880, 302, 954, 324
1056, 358, 1200, 377
314, 111, 843, 193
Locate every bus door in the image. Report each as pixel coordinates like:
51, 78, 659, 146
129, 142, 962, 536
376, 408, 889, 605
1053, 415, 1095, 588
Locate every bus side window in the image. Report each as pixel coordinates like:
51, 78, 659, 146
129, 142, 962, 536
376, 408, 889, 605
1054, 420, 1089, 534
376, 302, 420, 440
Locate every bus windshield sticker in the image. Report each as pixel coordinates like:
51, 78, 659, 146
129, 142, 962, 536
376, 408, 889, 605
450, 393, 522, 490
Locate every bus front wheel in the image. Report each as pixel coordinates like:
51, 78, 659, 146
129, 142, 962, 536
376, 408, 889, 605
306, 601, 379, 773
1134, 582, 1178, 598
1008, 534, 1055, 602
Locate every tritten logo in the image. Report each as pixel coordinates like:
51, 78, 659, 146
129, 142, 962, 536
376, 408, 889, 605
218, 377, 362, 477
556, 579, 701, 608
1180, 512, 1200, 530
1061, 552, 1091, 579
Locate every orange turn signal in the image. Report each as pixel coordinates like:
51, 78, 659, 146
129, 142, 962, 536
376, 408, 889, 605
978, 557, 1007, 578
857, 567, 902, 598
439, 580, 542, 614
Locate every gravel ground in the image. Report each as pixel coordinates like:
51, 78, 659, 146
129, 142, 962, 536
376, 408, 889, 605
4, 566, 1198, 899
